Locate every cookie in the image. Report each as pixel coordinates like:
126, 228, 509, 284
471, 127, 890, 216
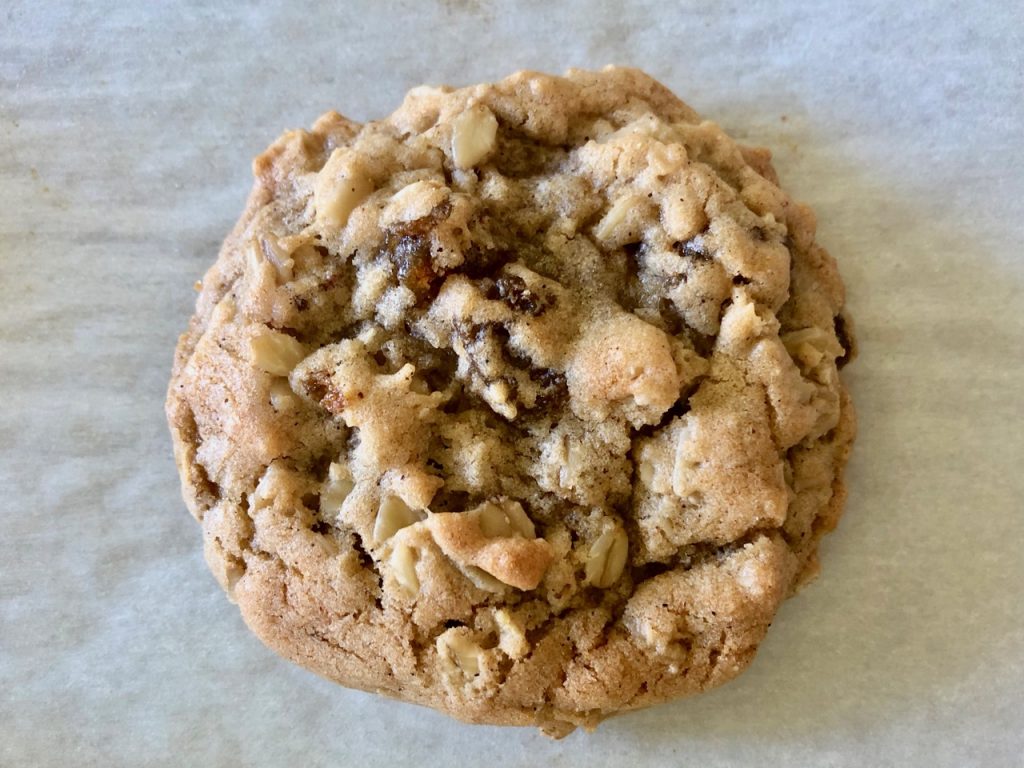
166, 67, 855, 736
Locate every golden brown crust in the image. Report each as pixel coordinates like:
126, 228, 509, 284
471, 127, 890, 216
166, 66, 855, 736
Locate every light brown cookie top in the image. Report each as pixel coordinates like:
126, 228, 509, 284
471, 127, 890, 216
167, 66, 855, 737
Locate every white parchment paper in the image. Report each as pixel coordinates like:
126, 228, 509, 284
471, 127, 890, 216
2, 2, 1022, 765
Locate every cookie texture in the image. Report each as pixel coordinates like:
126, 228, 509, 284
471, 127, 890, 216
167, 67, 855, 736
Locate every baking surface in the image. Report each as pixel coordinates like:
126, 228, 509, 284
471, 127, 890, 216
1, 2, 1022, 766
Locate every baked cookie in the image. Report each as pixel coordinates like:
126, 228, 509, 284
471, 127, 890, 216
167, 67, 855, 736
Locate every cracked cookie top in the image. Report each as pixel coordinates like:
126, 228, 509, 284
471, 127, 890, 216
167, 67, 855, 736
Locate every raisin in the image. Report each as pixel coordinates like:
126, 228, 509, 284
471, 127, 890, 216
478, 276, 499, 300
673, 237, 711, 261
302, 369, 347, 415
495, 274, 553, 316
379, 201, 453, 303
393, 234, 439, 298
302, 370, 331, 402
532, 369, 568, 410
834, 314, 854, 368
658, 297, 684, 336
462, 245, 512, 280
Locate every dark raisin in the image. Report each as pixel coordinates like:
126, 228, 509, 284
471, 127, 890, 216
302, 369, 346, 414
658, 297, 684, 336
392, 234, 439, 298
462, 245, 512, 280
834, 314, 854, 368
505, 340, 534, 371
478, 276, 499, 300
495, 274, 552, 316
532, 369, 568, 410
673, 237, 711, 261
302, 370, 331, 402
377, 201, 453, 303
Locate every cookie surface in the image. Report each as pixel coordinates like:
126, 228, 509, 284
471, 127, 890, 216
167, 67, 855, 736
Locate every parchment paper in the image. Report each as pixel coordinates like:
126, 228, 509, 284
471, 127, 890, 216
2, 2, 1022, 766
